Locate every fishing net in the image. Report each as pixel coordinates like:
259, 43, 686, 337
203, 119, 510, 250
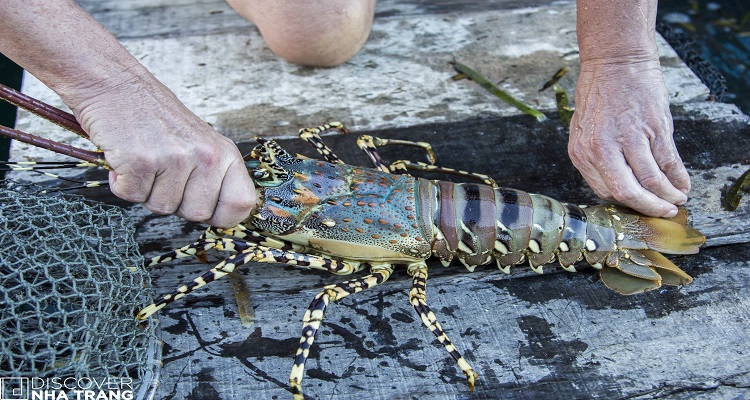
0, 181, 160, 399
657, 20, 729, 102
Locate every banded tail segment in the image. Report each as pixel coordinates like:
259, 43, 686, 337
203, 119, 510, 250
422, 179, 704, 295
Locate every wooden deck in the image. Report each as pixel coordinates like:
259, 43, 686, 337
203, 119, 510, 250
9, 0, 750, 399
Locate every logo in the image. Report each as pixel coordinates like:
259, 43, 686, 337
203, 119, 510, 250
0, 378, 28, 400
0, 377, 133, 400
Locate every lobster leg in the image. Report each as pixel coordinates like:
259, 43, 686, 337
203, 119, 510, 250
356, 135, 497, 186
0, 161, 107, 190
408, 263, 478, 391
390, 160, 497, 187
137, 238, 365, 320
146, 227, 218, 266
297, 122, 348, 164
356, 134, 437, 172
290, 263, 394, 400
147, 225, 305, 266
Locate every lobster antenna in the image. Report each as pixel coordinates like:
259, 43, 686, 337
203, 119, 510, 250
0, 125, 108, 167
0, 83, 89, 139
0, 83, 108, 168
253, 138, 289, 185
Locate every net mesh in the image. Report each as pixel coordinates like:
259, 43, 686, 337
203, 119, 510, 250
657, 20, 729, 102
0, 181, 159, 397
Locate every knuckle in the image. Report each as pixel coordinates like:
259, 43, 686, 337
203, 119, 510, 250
658, 154, 682, 172
110, 179, 149, 203
639, 173, 664, 191
610, 186, 638, 203
231, 195, 257, 213
591, 186, 614, 202
196, 147, 220, 164
586, 137, 611, 158
178, 200, 217, 223
567, 138, 592, 165
146, 202, 179, 216
177, 207, 213, 223
593, 188, 613, 202
567, 144, 583, 164
192, 145, 226, 171
144, 192, 182, 216
208, 197, 256, 228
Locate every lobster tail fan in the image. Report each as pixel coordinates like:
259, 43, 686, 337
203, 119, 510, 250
599, 264, 661, 295
613, 206, 705, 255
631, 249, 693, 286
598, 206, 703, 295
600, 249, 693, 295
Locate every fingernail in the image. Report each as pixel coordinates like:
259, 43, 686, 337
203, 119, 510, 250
680, 188, 689, 194
664, 208, 678, 218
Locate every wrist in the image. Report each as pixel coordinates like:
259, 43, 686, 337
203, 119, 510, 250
52, 58, 156, 114
576, 0, 659, 65
579, 56, 661, 75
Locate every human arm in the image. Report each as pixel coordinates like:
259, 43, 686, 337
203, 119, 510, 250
569, 0, 691, 218
0, 0, 256, 227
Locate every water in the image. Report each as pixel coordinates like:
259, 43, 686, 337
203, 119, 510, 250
658, 0, 750, 114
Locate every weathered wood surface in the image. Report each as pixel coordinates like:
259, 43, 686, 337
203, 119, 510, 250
7, 0, 750, 399
12, 0, 713, 162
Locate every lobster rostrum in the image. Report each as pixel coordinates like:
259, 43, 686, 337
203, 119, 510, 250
0, 83, 705, 399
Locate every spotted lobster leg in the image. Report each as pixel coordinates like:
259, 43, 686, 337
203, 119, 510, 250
295, 125, 497, 187
290, 260, 478, 399
357, 134, 498, 186
297, 122, 348, 164
136, 232, 365, 320
290, 262, 394, 400
146, 224, 305, 266
407, 263, 478, 391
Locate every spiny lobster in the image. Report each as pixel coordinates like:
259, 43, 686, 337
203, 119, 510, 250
0, 83, 705, 399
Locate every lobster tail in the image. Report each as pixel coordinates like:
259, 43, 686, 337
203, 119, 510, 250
422, 180, 704, 296
585, 206, 705, 295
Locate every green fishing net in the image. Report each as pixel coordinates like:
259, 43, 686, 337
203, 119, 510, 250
0, 181, 160, 399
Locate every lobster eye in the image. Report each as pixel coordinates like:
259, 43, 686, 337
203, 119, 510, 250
252, 169, 270, 180
252, 167, 292, 187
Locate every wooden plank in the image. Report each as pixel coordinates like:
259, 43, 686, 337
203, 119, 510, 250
142, 236, 750, 400
78, 0, 571, 40
11, 100, 750, 400
13, 1, 714, 164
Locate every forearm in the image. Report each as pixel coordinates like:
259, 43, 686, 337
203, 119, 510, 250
577, 0, 659, 65
0, 0, 152, 109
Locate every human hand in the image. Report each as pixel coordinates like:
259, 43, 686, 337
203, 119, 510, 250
568, 60, 690, 218
70, 75, 256, 228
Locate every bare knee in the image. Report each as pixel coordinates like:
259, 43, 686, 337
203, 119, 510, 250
227, 0, 375, 67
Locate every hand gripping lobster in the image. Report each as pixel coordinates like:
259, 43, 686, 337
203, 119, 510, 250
0, 83, 705, 399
